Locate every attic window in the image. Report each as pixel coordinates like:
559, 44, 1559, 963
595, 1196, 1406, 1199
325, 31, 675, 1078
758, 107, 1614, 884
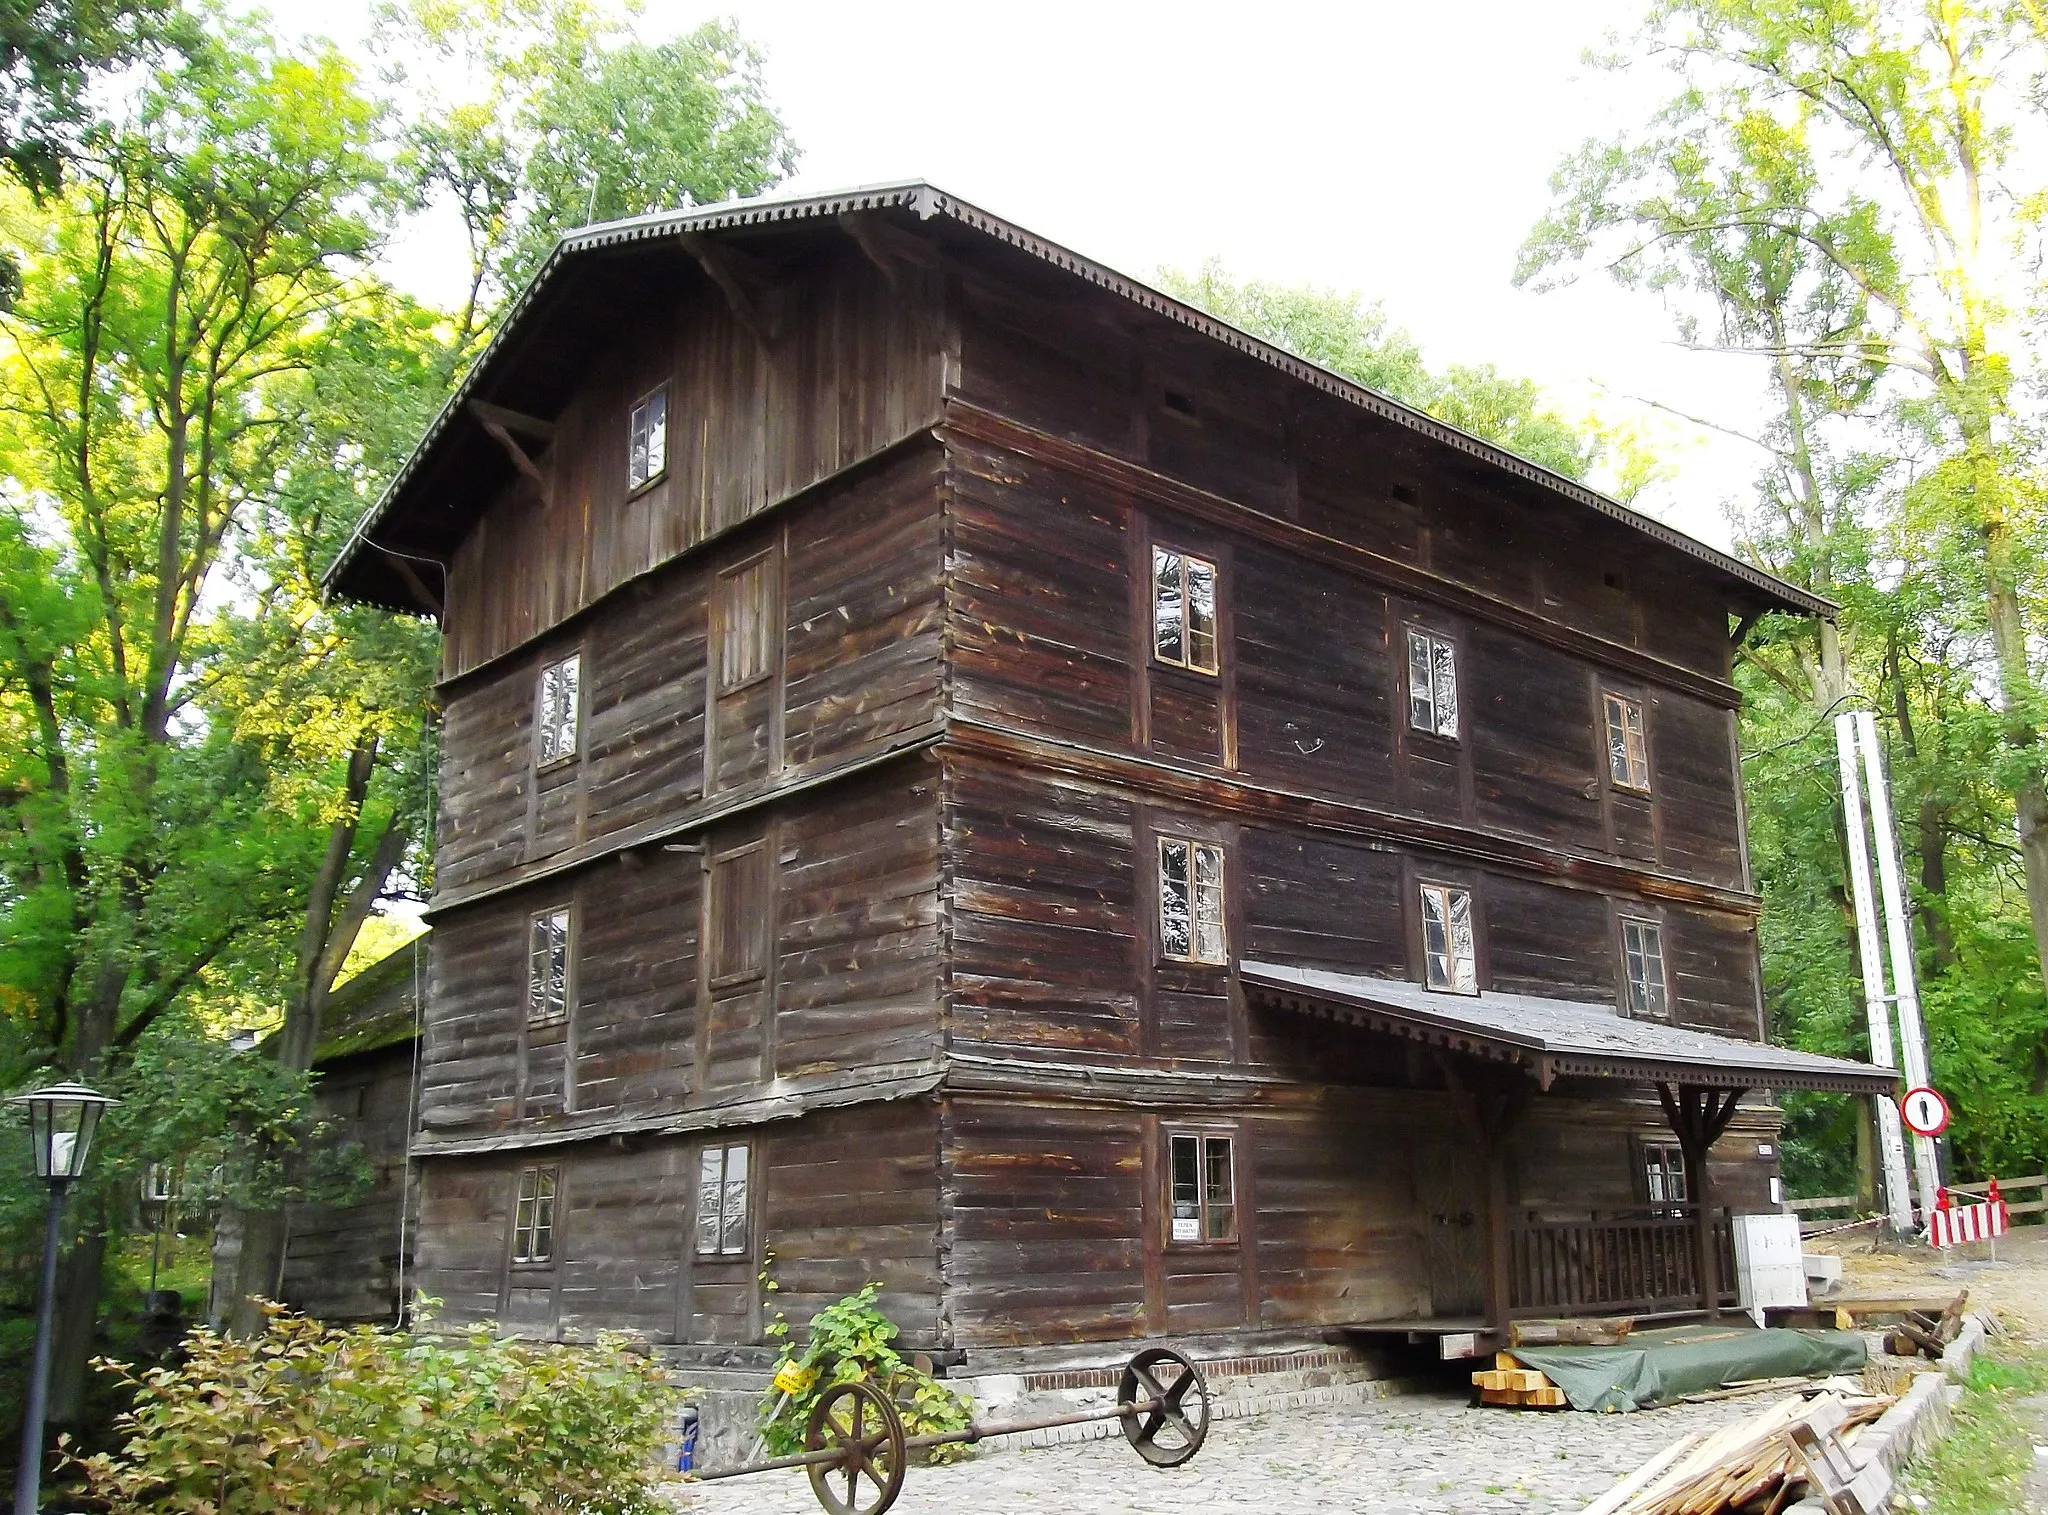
628, 385, 668, 491
1603, 568, 1628, 592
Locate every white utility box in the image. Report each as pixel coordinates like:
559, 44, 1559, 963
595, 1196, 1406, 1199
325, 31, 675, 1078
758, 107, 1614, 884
1733, 1212, 1810, 1318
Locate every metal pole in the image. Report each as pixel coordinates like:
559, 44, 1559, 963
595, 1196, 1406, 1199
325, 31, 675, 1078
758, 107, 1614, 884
15, 1181, 68, 1515
1855, 711, 1944, 1226
1836, 714, 1915, 1235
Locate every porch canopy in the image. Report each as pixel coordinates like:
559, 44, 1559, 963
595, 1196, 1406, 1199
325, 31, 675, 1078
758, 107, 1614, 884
1239, 960, 1901, 1097
1241, 960, 1899, 1329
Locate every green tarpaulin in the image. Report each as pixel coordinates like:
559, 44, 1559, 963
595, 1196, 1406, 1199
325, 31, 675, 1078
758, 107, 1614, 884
1508, 1324, 1868, 1413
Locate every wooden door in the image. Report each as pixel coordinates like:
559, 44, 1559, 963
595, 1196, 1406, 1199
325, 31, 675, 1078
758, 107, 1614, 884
1417, 1141, 1487, 1317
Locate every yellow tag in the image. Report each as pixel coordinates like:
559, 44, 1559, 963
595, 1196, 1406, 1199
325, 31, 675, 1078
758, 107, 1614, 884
773, 1362, 818, 1395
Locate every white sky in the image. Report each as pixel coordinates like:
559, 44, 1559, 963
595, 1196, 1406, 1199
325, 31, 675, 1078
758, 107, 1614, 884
294, 0, 1781, 550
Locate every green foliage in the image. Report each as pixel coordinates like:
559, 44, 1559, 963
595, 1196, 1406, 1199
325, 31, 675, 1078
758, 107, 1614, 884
71, 1307, 680, 1515
1901, 1344, 2048, 1514
0, 0, 191, 198
761, 1283, 972, 1462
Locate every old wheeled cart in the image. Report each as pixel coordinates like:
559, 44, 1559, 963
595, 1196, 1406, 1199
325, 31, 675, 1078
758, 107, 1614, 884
694, 1346, 1214, 1515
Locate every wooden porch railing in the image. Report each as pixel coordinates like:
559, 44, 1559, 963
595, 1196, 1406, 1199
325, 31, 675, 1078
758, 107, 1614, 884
1507, 1207, 1737, 1318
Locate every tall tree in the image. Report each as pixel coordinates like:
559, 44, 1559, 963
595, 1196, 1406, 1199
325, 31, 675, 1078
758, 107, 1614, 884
385, 0, 799, 367
0, 19, 398, 1417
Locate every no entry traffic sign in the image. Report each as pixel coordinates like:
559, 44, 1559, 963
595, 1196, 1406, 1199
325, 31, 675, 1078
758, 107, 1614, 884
1900, 1085, 1950, 1138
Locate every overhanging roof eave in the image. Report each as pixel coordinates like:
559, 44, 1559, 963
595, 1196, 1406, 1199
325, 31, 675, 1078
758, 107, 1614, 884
1240, 959, 1899, 1097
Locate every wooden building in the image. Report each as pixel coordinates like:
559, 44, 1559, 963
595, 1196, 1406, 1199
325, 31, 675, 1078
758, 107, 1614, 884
325, 185, 1894, 1378
278, 936, 423, 1325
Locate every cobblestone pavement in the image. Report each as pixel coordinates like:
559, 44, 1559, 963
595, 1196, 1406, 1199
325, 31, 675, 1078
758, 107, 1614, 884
666, 1386, 1772, 1515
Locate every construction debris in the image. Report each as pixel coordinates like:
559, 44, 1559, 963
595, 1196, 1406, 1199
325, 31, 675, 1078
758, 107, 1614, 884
1510, 1316, 1636, 1348
1881, 1289, 1969, 1360
1581, 1387, 1893, 1515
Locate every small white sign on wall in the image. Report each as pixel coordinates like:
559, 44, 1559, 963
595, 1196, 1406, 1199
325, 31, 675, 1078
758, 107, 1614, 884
1171, 1217, 1199, 1242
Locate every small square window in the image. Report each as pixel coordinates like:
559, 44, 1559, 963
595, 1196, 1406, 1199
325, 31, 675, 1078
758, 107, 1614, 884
1419, 882, 1477, 994
513, 1166, 557, 1264
528, 907, 571, 1025
1158, 836, 1227, 965
1152, 546, 1219, 675
695, 1143, 751, 1257
1621, 918, 1669, 1019
1641, 1141, 1686, 1214
536, 654, 581, 766
715, 557, 774, 695
1168, 1131, 1236, 1243
1406, 628, 1459, 739
1604, 692, 1650, 791
628, 386, 668, 491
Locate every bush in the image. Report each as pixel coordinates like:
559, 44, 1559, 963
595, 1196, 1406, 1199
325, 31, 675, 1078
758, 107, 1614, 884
759, 1282, 972, 1462
71, 1305, 679, 1514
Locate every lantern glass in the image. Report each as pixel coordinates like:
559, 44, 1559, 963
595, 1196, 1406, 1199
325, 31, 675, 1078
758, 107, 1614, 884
10, 1082, 116, 1184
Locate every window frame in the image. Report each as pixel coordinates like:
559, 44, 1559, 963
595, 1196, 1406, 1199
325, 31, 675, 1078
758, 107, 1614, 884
534, 652, 582, 769
1157, 834, 1228, 967
1165, 1128, 1238, 1247
1405, 625, 1461, 741
693, 1141, 754, 1260
1417, 880, 1479, 996
712, 552, 777, 698
1603, 690, 1652, 793
1637, 1139, 1688, 1215
1619, 915, 1671, 1021
627, 383, 669, 494
527, 905, 574, 1027
1149, 544, 1221, 677
511, 1165, 559, 1267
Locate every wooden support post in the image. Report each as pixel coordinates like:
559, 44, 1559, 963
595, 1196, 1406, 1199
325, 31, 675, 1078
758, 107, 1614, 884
1444, 1061, 1530, 1338
1657, 1082, 1747, 1319
1483, 1135, 1513, 1334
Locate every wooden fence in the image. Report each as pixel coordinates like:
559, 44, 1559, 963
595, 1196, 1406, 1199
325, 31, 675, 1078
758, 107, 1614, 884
1787, 1174, 2048, 1234
1508, 1207, 1737, 1317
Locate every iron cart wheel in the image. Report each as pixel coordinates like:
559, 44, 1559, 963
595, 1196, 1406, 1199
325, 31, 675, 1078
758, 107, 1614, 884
804, 1379, 907, 1515
1117, 1346, 1211, 1468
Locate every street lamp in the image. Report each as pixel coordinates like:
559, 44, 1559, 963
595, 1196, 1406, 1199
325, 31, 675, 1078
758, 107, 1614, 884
10, 1081, 116, 1515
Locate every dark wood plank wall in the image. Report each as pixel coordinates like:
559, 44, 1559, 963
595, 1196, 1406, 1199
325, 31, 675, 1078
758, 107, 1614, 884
423, 758, 941, 1144
440, 247, 945, 679
434, 446, 946, 899
941, 428, 1750, 901
412, 1100, 943, 1347
951, 260, 1736, 686
279, 1042, 416, 1324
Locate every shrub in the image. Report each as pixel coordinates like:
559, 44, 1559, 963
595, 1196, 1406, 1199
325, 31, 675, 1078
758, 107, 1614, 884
759, 1282, 972, 1462
71, 1305, 679, 1514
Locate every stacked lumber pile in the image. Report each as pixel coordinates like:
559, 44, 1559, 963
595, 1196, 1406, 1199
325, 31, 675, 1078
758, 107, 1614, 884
1472, 1353, 1568, 1409
1882, 1289, 1968, 1360
1584, 1389, 1892, 1515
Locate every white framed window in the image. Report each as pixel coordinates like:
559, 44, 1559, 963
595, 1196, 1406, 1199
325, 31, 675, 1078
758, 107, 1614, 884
536, 653, 581, 766
1641, 1141, 1686, 1214
513, 1166, 558, 1264
1419, 882, 1477, 994
1406, 627, 1459, 739
1167, 1131, 1236, 1243
528, 907, 572, 1025
1158, 836, 1227, 965
1604, 691, 1650, 791
628, 385, 668, 490
1151, 545, 1219, 675
695, 1143, 751, 1258
1621, 917, 1669, 1019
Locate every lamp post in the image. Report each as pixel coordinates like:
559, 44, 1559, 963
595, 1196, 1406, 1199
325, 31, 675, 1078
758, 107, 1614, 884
10, 1082, 116, 1515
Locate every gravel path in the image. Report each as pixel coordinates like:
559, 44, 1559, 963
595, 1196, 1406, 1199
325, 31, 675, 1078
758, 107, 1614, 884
666, 1387, 1771, 1515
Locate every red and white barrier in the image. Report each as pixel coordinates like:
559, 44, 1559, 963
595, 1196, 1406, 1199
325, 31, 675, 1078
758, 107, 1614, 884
1930, 1178, 2009, 1248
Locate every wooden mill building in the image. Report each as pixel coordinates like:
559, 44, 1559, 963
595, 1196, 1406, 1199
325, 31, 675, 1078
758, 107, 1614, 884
325, 184, 1894, 1381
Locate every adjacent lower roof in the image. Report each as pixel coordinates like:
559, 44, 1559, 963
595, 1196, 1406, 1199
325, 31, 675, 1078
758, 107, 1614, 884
1241, 960, 1899, 1095
324, 180, 1833, 622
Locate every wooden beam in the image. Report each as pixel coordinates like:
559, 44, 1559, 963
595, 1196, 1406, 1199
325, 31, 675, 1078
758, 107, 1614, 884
377, 546, 444, 618
837, 210, 943, 292
677, 231, 777, 349
474, 415, 547, 492
468, 399, 556, 445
